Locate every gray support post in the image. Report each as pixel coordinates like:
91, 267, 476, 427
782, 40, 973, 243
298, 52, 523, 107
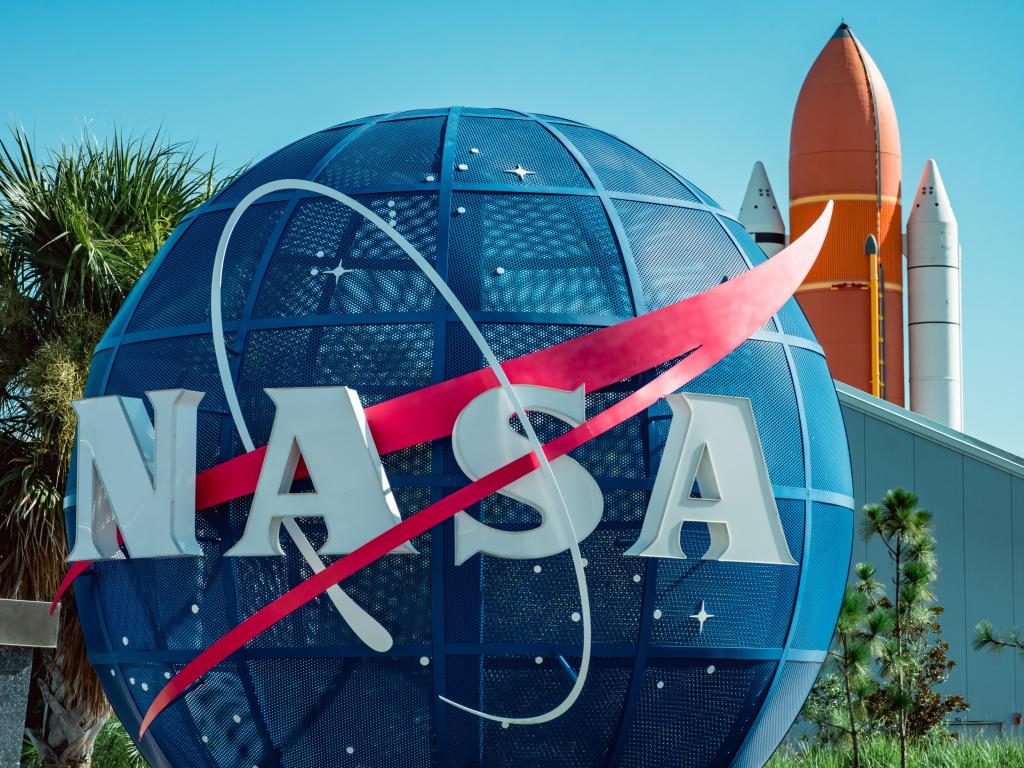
0, 599, 60, 768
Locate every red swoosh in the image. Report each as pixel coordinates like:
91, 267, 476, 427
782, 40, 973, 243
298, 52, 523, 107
132, 202, 831, 735
53, 202, 828, 610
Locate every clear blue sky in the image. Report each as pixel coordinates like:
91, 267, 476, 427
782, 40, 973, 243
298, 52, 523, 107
6, 0, 1022, 454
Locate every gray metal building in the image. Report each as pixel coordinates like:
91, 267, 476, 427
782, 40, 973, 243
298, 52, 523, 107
837, 382, 1024, 733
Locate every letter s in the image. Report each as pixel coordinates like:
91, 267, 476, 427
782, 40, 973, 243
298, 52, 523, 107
450, 385, 603, 565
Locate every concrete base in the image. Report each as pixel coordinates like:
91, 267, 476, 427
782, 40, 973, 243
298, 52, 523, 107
0, 647, 32, 768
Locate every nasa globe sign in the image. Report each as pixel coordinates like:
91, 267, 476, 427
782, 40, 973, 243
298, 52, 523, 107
62, 108, 854, 768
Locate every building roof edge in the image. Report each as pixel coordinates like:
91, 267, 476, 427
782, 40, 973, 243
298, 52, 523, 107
835, 381, 1024, 480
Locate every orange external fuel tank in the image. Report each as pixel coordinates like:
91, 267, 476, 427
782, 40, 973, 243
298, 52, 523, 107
790, 23, 904, 405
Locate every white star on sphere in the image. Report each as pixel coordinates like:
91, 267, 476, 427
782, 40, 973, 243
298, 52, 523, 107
504, 164, 536, 182
324, 263, 354, 281
689, 600, 715, 633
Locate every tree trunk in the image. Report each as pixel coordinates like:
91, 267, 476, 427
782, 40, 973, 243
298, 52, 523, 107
894, 536, 907, 768
840, 636, 860, 768
25, 665, 108, 767
844, 678, 860, 768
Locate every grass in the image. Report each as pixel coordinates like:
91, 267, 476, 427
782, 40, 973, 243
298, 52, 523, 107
25, 721, 1024, 767
768, 737, 1024, 767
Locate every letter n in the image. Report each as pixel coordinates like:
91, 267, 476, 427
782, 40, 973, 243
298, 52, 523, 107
68, 390, 205, 561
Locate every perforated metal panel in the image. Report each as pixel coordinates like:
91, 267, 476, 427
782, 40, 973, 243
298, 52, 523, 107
556, 124, 700, 201
793, 349, 854, 494
253, 194, 439, 318
316, 118, 445, 190
73, 107, 853, 768
790, 503, 855, 651
675, 340, 804, 488
620, 661, 776, 767
453, 117, 592, 188
616, 201, 749, 310
212, 127, 358, 206
449, 192, 632, 315
731, 661, 822, 768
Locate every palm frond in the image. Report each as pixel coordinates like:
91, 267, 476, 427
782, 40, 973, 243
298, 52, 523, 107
0, 124, 235, 723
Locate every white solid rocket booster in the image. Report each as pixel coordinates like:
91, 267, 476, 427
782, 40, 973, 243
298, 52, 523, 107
738, 161, 786, 257
907, 159, 963, 430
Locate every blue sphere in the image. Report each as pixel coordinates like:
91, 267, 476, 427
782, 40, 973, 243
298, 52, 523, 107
72, 107, 854, 767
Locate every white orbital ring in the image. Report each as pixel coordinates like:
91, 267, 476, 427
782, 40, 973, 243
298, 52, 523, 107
210, 179, 591, 725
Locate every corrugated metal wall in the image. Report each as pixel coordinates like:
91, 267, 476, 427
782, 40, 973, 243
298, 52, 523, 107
839, 385, 1024, 734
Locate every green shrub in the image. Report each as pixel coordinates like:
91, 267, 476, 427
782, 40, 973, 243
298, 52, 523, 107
89, 718, 147, 768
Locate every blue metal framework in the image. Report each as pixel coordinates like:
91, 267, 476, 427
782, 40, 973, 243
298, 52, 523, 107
71, 107, 854, 768
430, 105, 461, 761
714, 216, 819, 765
93, 318, 825, 356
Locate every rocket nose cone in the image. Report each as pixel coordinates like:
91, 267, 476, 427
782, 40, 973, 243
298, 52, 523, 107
923, 159, 943, 187
739, 161, 785, 235
909, 159, 955, 224
832, 22, 853, 39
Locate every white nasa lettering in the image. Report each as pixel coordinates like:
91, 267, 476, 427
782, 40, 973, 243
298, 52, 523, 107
226, 387, 415, 557
69, 390, 204, 562
626, 393, 797, 565
69, 387, 796, 567
450, 385, 603, 564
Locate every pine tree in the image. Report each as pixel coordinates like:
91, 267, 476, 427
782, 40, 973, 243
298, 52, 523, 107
861, 489, 967, 764
802, 564, 890, 768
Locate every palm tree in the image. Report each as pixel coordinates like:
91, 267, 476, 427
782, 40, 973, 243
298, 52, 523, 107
0, 126, 229, 766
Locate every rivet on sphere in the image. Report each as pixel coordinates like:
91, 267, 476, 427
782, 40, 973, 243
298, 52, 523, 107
534, 656, 543, 665
425, 174, 435, 182
233, 714, 242, 724
122, 636, 129, 646
164, 672, 171, 679
191, 603, 199, 614
653, 609, 663, 620
346, 747, 354, 755
142, 682, 149, 691
632, 574, 642, 583
470, 147, 480, 154
455, 206, 466, 215
656, 680, 665, 689
571, 612, 581, 622
419, 656, 430, 666
706, 665, 716, 675
501, 722, 510, 729
110, 669, 116, 677
129, 677, 136, 685
387, 200, 395, 208
495, 266, 506, 275
315, 250, 325, 258
201, 736, 209, 744
533, 564, 542, 573
456, 163, 469, 171
581, 557, 588, 567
